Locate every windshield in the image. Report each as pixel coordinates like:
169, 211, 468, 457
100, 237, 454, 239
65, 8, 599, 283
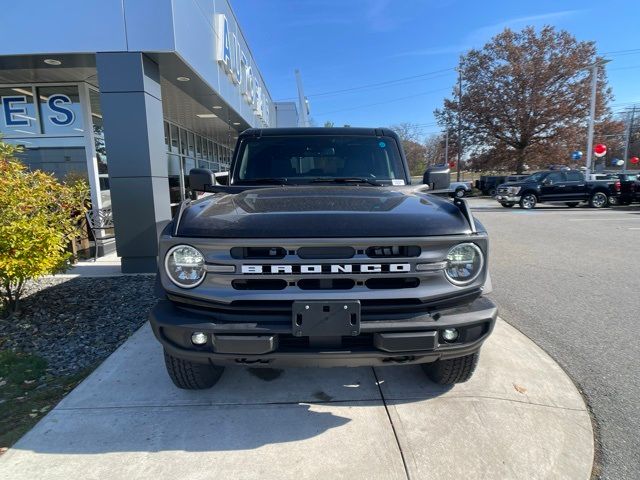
523, 172, 548, 182
232, 135, 406, 185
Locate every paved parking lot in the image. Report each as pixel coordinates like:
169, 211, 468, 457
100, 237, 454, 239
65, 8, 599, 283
0, 320, 592, 480
471, 197, 640, 480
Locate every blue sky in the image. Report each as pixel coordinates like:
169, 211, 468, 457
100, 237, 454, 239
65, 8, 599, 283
233, 0, 640, 136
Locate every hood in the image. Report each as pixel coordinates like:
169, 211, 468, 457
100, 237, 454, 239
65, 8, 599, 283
176, 186, 472, 238
498, 181, 530, 188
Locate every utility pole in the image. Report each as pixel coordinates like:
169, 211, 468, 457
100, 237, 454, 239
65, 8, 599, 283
585, 59, 610, 176
444, 129, 449, 165
622, 106, 636, 173
456, 63, 462, 182
295, 69, 310, 127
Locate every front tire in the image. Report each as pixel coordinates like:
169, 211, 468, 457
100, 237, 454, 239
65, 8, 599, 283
488, 188, 497, 197
164, 350, 224, 390
454, 188, 466, 198
422, 352, 479, 385
519, 193, 537, 209
589, 191, 608, 208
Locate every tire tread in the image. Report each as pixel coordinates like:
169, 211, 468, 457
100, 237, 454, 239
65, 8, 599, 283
423, 352, 479, 385
164, 351, 224, 390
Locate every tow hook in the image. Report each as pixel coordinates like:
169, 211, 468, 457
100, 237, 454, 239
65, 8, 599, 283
384, 356, 415, 364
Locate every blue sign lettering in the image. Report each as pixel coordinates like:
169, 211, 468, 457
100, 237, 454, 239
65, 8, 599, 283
2, 96, 30, 127
47, 94, 74, 126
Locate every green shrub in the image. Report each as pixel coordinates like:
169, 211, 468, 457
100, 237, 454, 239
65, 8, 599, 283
0, 140, 88, 315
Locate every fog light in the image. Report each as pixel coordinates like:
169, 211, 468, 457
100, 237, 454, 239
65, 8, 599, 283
442, 328, 459, 343
191, 332, 208, 345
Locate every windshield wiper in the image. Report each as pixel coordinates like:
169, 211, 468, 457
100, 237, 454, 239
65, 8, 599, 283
310, 177, 383, 186
240, 177, 289, 185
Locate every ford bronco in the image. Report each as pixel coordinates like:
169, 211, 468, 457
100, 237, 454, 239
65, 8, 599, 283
150, 127, 497, 389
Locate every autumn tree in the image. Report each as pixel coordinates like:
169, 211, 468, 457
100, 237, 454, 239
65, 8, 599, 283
436, 26, 614, 173
389, 123, 427, 175
424, 133, 450, 167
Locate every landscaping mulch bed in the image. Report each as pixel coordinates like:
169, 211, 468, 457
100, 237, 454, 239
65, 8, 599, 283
1, 275, 157, 376
0, 274, 157, 450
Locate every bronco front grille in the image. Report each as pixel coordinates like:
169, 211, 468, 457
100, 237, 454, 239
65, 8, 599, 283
162, 235, 489, 305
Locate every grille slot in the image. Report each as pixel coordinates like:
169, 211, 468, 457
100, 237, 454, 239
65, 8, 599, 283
365, 277, 420, 290
297, 279, 355, 290
232, 279, 287, 290
366, 246, 421, 258
231, 247, 287, 259
297, 246, 355, 259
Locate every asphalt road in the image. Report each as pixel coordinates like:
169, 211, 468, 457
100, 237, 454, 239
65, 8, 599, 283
469, 197, 640, 480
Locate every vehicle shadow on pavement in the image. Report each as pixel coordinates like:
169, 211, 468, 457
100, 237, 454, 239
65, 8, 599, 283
5, 324, 453, 456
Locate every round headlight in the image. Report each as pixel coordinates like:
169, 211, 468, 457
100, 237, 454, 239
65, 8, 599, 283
444, 243, 484, 286
165, 245, 206, 288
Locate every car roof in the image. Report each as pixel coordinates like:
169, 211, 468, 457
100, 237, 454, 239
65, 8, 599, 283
238, 127, 400, 140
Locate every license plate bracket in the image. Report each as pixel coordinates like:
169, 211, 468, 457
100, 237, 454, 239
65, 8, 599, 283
292, 300, 361, 337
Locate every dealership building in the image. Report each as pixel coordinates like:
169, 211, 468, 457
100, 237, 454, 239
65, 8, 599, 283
0, 0, 298, 272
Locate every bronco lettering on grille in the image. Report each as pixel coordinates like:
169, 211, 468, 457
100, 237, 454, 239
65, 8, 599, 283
241, 264, 411, 274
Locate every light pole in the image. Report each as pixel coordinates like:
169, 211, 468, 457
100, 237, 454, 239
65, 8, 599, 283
584, 59, 610, 177
622, 106, 636, 173
444, 129, 449, 165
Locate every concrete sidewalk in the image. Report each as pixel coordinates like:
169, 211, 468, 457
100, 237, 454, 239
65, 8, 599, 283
57, 252, 124, 278
0, 320, 593, 480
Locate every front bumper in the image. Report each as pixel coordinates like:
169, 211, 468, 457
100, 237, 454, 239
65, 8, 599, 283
149, 296, 498, 367
495, 194, 520, 203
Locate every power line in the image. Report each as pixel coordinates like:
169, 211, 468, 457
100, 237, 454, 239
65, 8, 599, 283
275, 67, 455, 101
314, 87, 450, 116
602, 48, 640, 57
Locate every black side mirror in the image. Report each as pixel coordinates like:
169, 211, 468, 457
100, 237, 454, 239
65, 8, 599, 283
189, 168, 215, 192
214, 172, 229, 186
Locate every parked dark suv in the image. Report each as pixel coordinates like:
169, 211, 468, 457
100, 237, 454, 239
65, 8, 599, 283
495, 170, 619, 209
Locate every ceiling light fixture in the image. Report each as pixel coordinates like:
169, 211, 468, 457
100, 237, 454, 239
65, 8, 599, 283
197, 113, 218, 118
177, 76, 190, 82
212, 105, 223, 110
44, 59, 62, 66
233, 122, 241, 125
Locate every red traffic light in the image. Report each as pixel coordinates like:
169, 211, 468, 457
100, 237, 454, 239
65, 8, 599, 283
593, 144, 607, 157
631, 156, 639, 165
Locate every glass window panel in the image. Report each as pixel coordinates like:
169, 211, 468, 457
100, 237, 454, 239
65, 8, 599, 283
170, 124, 179, 154
183, 157, 196, 193
38, 86, 83, 135
0, 87, 40, 136
164, 121, 170, 150
187, 131, 195, 157
195, 135, 203, 159
167, 154, 183, 204
179, 128, 188, 156
89, 89, 109, 205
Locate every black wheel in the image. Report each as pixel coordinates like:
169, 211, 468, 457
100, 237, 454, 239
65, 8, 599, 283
519, 193, 537, 209
608, 196, 619, 206
422, 352, 479, 385
566, 202, 579, 208
500, 202, 514, 208
488, 188, 497, 197
454, 188, 466, 198
589, 191, 608, 208
164, 350, 224, 390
